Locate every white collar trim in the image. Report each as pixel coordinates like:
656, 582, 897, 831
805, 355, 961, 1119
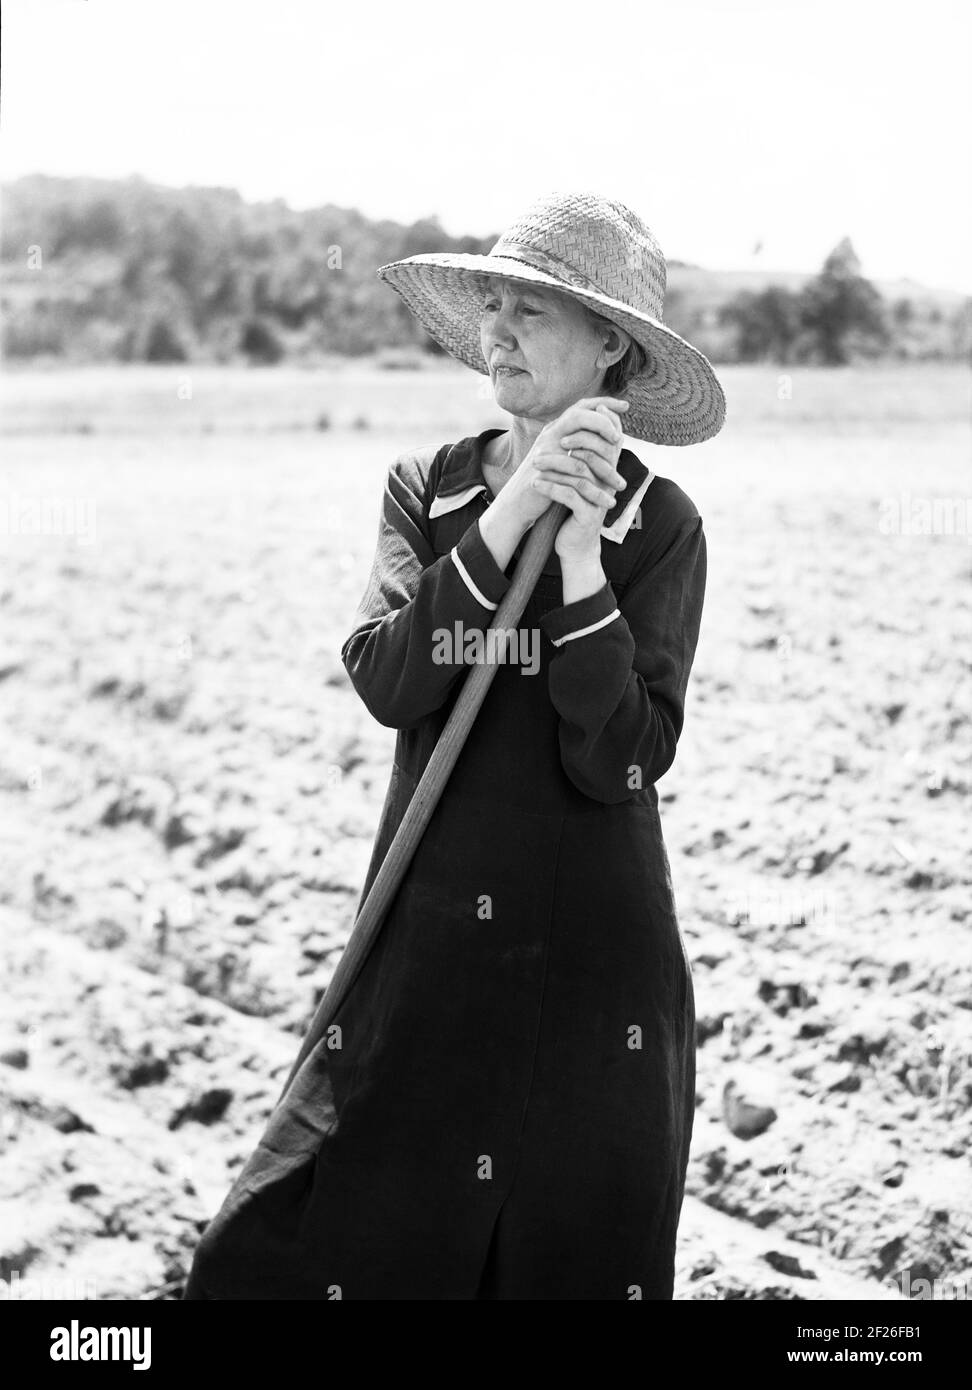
428, 471, 654, 543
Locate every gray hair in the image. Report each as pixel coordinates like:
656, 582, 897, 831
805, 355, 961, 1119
585, 308, 648, 393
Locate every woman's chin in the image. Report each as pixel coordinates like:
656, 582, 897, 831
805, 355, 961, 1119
492, 373, 534, 410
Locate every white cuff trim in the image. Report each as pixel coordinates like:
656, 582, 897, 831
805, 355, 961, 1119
550, 608, 621, 646
450, 545, 499, 611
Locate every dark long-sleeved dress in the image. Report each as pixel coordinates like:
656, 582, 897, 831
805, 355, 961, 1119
183, 426, 707, 1301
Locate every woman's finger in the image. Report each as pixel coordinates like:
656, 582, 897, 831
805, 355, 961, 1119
539, 459, 622, 501
557, 436, 625, 486
534, 472, 616, 512
565, 408, 624, 444
572, 396, 631, 420
560, 428, 620, 456
532, 476, 612, 520
558, 406, 626, 446
547, 444, 624, 491
536, 443, 614, 479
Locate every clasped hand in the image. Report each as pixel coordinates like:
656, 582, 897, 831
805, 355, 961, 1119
493, 397, 630, 559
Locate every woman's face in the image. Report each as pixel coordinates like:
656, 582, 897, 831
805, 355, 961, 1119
479, 275, 622, 422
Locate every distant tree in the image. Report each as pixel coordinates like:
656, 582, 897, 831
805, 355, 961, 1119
797, 237, 888, 364
397, 216, 452, 259
76, 196, 126, 250
240, 319, 284, 364
143, 319, 187, 362
165, 208, 207, 293
719, 286, 802, 362
454, 233, 498, 255
951, 298, 972, 361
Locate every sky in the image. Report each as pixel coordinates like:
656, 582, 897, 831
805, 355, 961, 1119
1, 0, 970, 292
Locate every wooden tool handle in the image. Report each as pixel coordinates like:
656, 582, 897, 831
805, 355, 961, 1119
275, 502, 569, 1104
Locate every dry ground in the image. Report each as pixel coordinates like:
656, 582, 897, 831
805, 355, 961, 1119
0, 362, 969, 1300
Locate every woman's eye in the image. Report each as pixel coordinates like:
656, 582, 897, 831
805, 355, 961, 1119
481, 299, 540, 316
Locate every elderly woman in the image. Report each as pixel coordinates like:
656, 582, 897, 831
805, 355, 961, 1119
183, 191, 725, 1301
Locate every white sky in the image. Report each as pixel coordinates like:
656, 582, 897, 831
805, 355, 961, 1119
1, 0, 970, 291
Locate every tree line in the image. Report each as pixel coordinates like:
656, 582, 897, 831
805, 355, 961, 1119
1, 176, 967, 365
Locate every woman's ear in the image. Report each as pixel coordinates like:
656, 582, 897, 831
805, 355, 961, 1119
595, 323, 631, 371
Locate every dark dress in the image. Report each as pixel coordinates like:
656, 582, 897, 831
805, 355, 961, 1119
183, 427, 707, 1301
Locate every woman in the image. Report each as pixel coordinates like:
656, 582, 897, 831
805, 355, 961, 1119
183, 191, 725, 1301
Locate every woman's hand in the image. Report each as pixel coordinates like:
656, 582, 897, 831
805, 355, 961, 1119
488, 397, 629, 550
531, 399, 629, 559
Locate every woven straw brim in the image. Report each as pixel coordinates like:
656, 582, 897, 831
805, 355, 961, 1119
377, 252, 726, 446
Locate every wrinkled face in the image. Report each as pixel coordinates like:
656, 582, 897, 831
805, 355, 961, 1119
479, 275, 612, 421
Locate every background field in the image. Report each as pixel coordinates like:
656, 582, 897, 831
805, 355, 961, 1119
0, 362, 969, 1299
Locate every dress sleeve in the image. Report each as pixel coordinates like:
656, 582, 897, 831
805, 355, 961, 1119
538, 511, 707, 803
341, 453, 513, 729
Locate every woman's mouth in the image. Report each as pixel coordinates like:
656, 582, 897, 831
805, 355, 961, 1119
493, 365, 525, 377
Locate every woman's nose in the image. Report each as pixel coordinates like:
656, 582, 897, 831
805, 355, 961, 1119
487, 305, 516, 348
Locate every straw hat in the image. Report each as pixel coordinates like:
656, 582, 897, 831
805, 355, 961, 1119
377, 190, 726, 447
